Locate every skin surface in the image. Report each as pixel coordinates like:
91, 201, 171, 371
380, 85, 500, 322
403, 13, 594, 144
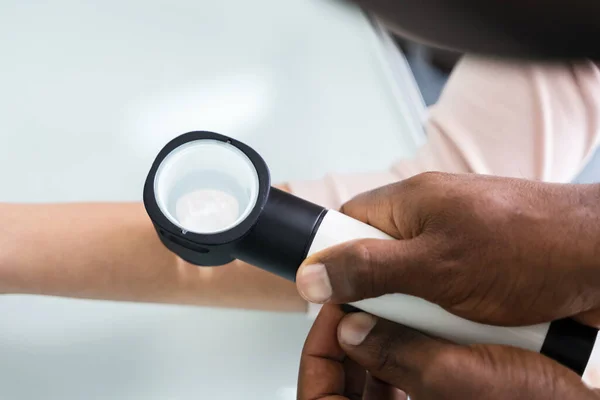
0, 185, 307, 312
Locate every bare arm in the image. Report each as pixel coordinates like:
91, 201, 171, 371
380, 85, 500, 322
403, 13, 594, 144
0, 201, 306, 312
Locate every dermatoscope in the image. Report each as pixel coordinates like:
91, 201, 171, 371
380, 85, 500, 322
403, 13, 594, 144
143, 131, 599, 379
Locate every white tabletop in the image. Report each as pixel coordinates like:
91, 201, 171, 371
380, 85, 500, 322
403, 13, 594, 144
0, 0, 424, 399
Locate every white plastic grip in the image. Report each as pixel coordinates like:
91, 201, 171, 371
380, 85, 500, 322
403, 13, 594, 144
307, 210, 550, 352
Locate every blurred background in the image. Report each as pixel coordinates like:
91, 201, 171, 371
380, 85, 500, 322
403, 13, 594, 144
0, 0, 434, 399
7, 1, 599, 399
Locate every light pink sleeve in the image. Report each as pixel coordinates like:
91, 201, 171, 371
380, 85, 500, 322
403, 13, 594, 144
289, 56, 600, 211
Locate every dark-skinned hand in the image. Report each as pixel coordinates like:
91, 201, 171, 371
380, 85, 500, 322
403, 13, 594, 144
297, 173, 600, 327
296, 173, 600, 398
298, 304, 600, 399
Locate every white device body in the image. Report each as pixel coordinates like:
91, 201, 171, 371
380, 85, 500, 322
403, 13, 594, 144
309, 211, 600, 384
308, 210, 551, 351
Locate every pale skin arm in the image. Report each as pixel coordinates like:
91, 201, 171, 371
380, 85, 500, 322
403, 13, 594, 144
0, 186, 307, 312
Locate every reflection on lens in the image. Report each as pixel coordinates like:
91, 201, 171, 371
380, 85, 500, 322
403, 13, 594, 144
175, 189, 240, 233
154, 139, 260, 235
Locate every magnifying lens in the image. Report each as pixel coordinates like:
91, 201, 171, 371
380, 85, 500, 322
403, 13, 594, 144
144, 131, 599, 379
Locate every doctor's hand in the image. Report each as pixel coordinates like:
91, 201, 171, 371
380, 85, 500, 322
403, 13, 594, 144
298, 305, 599, 400
296, 173, 600, 327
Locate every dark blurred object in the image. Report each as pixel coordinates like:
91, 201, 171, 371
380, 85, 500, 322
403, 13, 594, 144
353, 0, 600, 60
393, 37, 454, 106
425, 47, 462, 73
395, 37, 461, 73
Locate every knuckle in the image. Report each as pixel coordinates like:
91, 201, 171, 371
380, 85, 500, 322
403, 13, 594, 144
372, 334, 402, 373
351, 240, 373, 265
415, 171, 442, 181
349, 241, 378, 298
401, 174, 424, 192
419, 349, 464, 392
407, 171, 447, 188
339, 200, 352, 215
466, 345, 501, 373
339, 193, 373, 221
348, 240, 395, 299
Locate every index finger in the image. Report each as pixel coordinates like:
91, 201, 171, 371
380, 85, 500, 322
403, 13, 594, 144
340, 174, 442, 239
298, 305, 347, 400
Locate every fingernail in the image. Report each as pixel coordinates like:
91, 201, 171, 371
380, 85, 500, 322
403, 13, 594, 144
297, 263, 332, 303
339, 313, 377, 346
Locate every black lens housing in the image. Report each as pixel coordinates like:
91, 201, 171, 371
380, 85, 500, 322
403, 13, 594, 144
143, 131, 327, 281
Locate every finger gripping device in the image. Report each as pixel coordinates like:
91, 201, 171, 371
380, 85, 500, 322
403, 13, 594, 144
143, 131, 599, 380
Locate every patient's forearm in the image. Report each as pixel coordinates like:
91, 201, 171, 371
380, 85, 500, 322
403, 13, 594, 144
0, 202, 306, 312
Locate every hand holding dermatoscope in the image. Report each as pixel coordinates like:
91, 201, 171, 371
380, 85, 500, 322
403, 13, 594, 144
143, 131, 599, 377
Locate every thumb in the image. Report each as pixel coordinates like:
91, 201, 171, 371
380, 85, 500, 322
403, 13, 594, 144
296, 236, 438, 305
337, 313, 596, 399
337, 312, 453, 397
